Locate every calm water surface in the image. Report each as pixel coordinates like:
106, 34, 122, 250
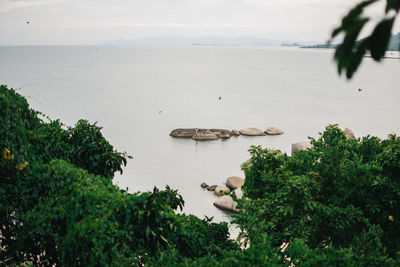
0, 46, 399, 222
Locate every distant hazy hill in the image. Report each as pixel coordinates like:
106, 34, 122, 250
300, 43, 337, 49
100, 35, 284, 47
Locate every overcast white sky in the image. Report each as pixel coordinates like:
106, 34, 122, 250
0, 0, 398, 45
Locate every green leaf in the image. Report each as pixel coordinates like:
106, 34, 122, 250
386, 0, 400, 12
369, 17, 395, 61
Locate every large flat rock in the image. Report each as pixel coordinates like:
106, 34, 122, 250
210, 129, 232, 139
265, 127, 284, 135
239, 128, 265, 136
192, 130, 220, 141
170, 128, 197, 138
170, 128, 232, 139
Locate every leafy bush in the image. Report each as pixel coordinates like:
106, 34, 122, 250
3, 84, 400, 266
0, 85, 236, 265
236, 125, 400, 263
67, 119, 129, 179
1, 158, 236, 265
0, 84, 130, 180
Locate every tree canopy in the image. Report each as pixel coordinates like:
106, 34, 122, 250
2, 85, 400, 265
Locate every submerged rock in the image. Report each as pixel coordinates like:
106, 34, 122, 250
239, 128, 265, 136
265, 127, 284, 135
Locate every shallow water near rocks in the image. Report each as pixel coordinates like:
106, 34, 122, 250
1, 46, 399, 223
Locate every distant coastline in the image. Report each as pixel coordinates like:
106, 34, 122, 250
100, 35, 284, 47
300, 32, 400, 51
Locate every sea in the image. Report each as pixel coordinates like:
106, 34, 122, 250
0, 46, 399, 223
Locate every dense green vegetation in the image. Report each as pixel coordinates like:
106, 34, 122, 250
1, 84, 400, 266
236, 126, 400, 265
0, 85, 235, 266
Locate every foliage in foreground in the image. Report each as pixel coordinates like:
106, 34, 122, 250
2, 84, 400, 266
0, 85, 235, 266
0, 85, 129, 180
235, 125, 400, 265
331, 0, 400, 78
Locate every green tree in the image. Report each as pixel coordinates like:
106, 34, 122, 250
0, 85, 237, 266
332, 0, 400, 78
234, 125, 400, 264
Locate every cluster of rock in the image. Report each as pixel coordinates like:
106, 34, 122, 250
170, 127, 284, 141
200, 127, 356, 212
201, 176, 245, 213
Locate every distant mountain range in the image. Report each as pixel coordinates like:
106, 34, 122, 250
100, 33, 400, 50
100, 35, 288, 47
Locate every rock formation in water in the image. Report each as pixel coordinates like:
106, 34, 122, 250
213, 186, 231, 196
200, 182, 209, 188
170, 128, 232, 140
239, 128, 265, 136
169, 128, 197, 138
192, 130, 220, 141
207, 185, 218, 191
226, 176, 244, 190
213, 188, 243, 213
344, 128, 355, 139
265, 127, 284, 135
170, 127, 286, 140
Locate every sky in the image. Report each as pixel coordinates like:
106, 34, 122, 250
0, 0, 399, 45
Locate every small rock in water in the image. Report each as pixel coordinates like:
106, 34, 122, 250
231, 130, 241, 136
213, 186, 231, 196
214, 195, 238, 212
344, 128, 355, 139
213, 188, 243, 213
201, 182, 209, 188
265, 127, 284, 135
226, 176, 244, 190
233, 188, 243, 199
239, 128, 265, 136
207, 185, 218, 191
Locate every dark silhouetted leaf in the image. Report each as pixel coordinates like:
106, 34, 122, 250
386, 0, 400, 12
369, 17, 395, 60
